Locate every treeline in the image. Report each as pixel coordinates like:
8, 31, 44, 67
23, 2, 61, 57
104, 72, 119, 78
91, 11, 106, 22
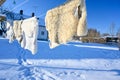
81, 28, 105, 43
73, 28, 120, 43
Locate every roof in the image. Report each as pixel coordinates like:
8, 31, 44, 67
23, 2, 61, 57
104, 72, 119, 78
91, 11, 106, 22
102, 36, 119, 39
5, 11, 31, 20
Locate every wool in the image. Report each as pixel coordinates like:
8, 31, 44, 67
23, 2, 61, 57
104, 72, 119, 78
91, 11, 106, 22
6, 20, 14, 43
45, 0, 87, 48
13, 20, 23, 43
6, 17, 38, 54
21, 17, 38, 54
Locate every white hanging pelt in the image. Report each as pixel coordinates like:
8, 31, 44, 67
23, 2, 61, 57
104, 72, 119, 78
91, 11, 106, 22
6, 17, 38, 55
45, 0, 87, 48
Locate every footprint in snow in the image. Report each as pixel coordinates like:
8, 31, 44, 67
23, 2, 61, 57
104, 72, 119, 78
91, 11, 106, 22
58, 71, 68, 76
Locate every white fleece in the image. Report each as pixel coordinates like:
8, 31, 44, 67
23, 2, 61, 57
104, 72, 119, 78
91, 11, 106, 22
13, 20, 23, 43
6, 17, 38, 55
21, 17, 38, 54
6, 20, 14, 43
45, 0, 87, 48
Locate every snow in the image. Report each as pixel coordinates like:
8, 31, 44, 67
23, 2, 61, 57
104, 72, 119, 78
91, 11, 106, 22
0, 38, 120, 80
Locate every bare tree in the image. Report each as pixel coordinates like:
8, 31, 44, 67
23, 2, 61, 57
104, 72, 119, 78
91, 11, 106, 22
102, 33, 110, 37
87, 28, 100, 38
81, 28, 102, 43
110, 23, 115, 37
116, 28, 120, 50
117, 28, 120, 38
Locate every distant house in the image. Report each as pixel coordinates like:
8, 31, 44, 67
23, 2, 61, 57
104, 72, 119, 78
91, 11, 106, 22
0, 10, 48, 40
105, 36, 119, 43
0, 10, 31, 37
5, 11, 31, 20
38, 25, 48, 41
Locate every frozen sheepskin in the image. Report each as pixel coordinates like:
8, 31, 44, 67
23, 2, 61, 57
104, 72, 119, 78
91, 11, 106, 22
6, 17, 38, 55
21, 17, 38, 55
13, 20, 23, 43
6, 20, 23, 43
6, 20, 14, 43
45, 0, 87, 48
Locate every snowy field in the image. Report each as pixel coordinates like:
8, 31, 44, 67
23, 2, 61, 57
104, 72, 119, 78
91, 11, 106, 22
0, 38, 120, 80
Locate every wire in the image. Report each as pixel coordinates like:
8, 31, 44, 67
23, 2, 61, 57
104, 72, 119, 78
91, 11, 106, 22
38, 0, 65, 18
38, 13, 46, 18
11, 0, 29, 11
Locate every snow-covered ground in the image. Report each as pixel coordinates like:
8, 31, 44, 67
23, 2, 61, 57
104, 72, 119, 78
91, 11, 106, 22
0, 38, 120, 80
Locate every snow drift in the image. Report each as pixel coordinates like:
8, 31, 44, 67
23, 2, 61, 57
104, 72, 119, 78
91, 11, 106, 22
45, 0, 87, 48
0, 38, 120, 80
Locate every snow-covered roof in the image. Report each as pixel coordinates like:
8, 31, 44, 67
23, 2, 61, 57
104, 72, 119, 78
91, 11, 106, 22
103, 36, 118, 38
0, 14, 6, 17
5, 11, 31, 20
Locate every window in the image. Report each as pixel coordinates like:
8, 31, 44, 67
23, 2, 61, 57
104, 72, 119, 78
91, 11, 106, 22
41, 31, 44, 35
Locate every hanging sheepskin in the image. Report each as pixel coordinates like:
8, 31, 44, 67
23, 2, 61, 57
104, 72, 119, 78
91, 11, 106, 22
6, 17, 38, 54
21, 17, 38, 54
45, 0, 87, 48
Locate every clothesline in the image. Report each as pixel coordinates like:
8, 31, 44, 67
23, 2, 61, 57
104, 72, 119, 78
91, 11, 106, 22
12, 0, 29, 11
2, 0, 29, 15
37, 0, 63, 18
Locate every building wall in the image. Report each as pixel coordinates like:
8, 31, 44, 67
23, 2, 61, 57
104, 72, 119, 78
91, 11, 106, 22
38, 26, 48, 41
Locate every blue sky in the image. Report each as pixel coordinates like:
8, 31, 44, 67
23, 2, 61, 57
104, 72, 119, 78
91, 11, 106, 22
86, 0, 120, 34
3, 0, 120, 34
